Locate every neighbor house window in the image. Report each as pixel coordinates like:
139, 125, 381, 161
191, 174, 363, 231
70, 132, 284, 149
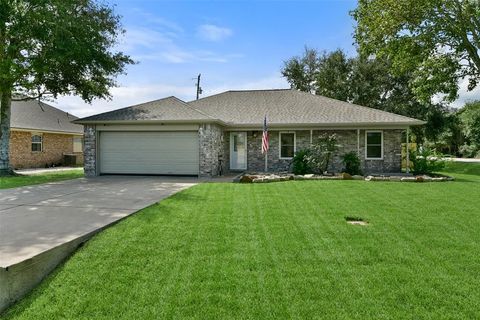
365, 131, 383, 159
279, 132, 296, 159
73, 136, 83, 153
31, 134, 43, 152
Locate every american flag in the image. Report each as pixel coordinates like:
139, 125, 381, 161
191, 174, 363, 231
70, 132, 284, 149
262, 115, 269, 154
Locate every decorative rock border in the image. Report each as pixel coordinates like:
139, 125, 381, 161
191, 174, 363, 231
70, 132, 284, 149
365, 175, 454, 182
235, 172, 454, 183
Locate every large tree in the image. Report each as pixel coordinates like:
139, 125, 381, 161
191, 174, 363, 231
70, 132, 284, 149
281, 48, 352, 101
0, 0, 133, 175
352, 0, 480, 103
281, 48, 446, 142
458, 101, 480, 150
313, 49, 351, 101
281, 47, 319, 94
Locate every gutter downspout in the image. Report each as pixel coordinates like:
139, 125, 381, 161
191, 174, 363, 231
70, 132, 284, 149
310, 129, 313, 146
406, 127, 410, 174
357, 129, 360, 156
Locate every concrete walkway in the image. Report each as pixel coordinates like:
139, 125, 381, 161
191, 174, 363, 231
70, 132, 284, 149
448, 157, 480, 163
15, 166, 83, 175
0, 176, 197, 268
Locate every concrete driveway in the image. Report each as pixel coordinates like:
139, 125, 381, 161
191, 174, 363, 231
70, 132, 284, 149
0, 176, 197, 268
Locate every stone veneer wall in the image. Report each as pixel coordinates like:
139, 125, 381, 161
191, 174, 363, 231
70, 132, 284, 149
81, 125, 402, 177
362, 129, 403, 173
83, 125, 97, 177
9, 130, 82, 169
199, 124, 224, 177
229, 129, 403, 174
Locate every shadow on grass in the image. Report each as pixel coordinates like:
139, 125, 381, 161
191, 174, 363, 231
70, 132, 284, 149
444, 162, 480, 176
447, 176, 479, 183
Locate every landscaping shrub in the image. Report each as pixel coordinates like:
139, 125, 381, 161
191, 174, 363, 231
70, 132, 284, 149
410, 147, 445, 175
459, 143, 479, 158
291, 149, 312, 175
342, 151, 362, 175
305, 133, 338, 174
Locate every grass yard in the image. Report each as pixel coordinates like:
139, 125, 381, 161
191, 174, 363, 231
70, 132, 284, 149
0, 169, 84, 189
4, 162, 480, 319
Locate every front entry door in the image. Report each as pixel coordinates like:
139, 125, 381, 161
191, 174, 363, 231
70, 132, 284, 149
230, 132, 247, 170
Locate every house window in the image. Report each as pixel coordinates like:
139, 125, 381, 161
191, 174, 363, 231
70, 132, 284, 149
31, 134, 43, 152
233, 135, 238, 152
365, 131, 383, 159
73, 136, 83, 153
279, 132, 295, 159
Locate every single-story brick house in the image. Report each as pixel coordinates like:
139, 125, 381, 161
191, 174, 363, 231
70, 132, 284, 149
74, 89, 424, 177
10, 100, 84, 169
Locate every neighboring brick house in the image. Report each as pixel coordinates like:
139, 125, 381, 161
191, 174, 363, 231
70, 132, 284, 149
74, 89, 424, 177
10, 100, 84, 169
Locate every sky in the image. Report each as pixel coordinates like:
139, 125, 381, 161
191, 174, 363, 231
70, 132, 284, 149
53, 0, 480, 117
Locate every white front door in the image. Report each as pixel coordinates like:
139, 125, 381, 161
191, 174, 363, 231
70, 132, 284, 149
230, 132, 247, 170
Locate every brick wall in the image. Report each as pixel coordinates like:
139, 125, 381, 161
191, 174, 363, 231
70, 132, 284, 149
225, 129, 403, 174
9, 130, 83, 169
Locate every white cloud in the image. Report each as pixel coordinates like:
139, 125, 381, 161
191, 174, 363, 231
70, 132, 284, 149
136, 48, 242, 64
52, 74, 289, 117
118, 27, 173, 53
450, 78, 480, 108
52, 84, 196, 118
121, 25, 241, 64
129, 8, 184, 35
197, 24, 233, 42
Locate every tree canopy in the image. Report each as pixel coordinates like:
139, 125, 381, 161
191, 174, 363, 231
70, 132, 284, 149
0, 0, 134, 174
458, 101, 480, 148
0, 0, 133, 101
281, 48, 454, 143
352, 0, 480, 103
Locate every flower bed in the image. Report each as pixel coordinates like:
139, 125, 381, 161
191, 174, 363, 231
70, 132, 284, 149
234, 172, 454, 183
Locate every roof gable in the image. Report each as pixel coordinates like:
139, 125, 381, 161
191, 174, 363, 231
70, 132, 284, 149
75, 96, 215, 123
11, 100, 83, 134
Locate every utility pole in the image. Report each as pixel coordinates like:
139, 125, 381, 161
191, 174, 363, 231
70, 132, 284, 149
195, 74, 202, 100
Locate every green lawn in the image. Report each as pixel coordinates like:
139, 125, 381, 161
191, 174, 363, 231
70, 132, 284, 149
0, 169, 84, 189
4, 163, 480, 319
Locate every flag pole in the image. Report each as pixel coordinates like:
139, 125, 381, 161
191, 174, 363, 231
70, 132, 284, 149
262, 114, 269, 173
264, 152, 267, 172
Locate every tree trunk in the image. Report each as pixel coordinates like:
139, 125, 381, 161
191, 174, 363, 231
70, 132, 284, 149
0, 90, 12, 175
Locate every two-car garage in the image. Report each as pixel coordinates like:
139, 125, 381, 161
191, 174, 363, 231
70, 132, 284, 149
98, 131, 199, 175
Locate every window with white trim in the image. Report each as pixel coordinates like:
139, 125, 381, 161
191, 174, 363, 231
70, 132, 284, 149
31, 134, 43, 152
279, 132, 295, 159
365, 131, 383, 159
73, 136, 83, 153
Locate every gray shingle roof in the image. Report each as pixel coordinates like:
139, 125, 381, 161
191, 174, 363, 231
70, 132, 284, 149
75, 96, 215, 123
188, 89, 424, 126
11, 100, 83, 134
75, 89, 425, 127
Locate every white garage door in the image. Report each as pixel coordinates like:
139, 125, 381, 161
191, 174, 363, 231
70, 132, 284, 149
99, 131, 199, 175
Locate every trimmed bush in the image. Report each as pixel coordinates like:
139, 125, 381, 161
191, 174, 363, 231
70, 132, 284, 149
291, 149, 312, 175
342, 151, 362, 175
305, 133, 338, 174
410, 147, 445, 175
459, 143, 479, 158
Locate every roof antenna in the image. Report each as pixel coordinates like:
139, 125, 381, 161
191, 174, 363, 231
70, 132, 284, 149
195, 73, 202, 100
